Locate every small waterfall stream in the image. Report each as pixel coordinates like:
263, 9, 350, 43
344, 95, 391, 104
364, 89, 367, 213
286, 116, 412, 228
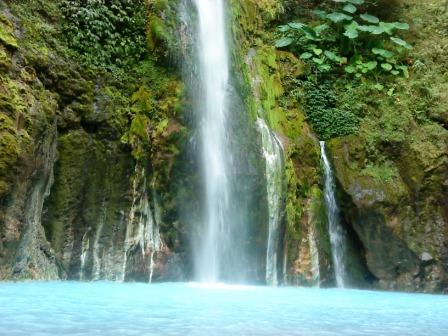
257, 119, 284, 286
320, 141, 348, 288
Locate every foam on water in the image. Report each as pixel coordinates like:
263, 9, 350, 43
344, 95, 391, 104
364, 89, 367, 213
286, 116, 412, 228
0, 282, 447, 336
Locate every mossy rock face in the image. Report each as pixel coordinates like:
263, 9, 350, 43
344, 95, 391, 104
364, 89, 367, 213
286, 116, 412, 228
0, 0, 190, 281
0, 14, 18, 50
328, 121, 448, 291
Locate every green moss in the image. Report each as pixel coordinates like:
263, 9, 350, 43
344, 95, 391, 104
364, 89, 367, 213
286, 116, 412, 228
285, 158, 300, 241
0, 115, 21, 196
43, 130, 90, 251
361, 162, 399, 184
0, 45, 11, 71
0, 15, 18, 49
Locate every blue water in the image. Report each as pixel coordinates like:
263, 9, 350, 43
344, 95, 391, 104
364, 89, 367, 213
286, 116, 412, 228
0, 282, 447, 336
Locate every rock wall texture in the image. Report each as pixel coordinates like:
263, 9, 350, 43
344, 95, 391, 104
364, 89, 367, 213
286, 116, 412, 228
0, 0, 188, 281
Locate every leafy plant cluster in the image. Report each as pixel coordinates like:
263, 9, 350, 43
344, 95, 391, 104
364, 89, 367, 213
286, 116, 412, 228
275, 0, 412, 81
292, 80, 359, 140
60, 0, 147, 69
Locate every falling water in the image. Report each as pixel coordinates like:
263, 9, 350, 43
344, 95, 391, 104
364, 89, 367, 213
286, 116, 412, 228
257, 119, 284, 286
320, 141, 348, 288
309, 227, 321, 286
194, 0, 234, 282
79, 231, 90, 281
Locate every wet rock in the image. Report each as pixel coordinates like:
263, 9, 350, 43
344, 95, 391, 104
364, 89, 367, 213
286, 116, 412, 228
421, 252, 433, 262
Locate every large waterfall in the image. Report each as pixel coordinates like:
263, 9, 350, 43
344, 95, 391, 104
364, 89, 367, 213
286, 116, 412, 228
194, 0, 238, 282
320, 141, 348, 288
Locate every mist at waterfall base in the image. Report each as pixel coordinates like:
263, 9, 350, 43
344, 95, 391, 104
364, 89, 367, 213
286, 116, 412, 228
1, 282, 447, 336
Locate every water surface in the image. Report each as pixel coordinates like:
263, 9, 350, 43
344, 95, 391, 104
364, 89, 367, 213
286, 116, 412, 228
0, 282, 447, 335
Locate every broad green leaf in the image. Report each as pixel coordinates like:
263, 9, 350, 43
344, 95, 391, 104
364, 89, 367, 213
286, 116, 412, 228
313, 48, 323, 55
381, 63, 393, 71
300, 52, 313, 60
366, 61, 378, 70
344, 21, 359, 39
314, 24, 329, 35
313, 9, 327, 20
379, 22, 396, 35
358, 25, 384, 34
324, 50, 337, 60
325, 51, 346, 64
391, 70, 400, 76
343, 4, 357, 13
275, 37, 293, 48
288, 22, 306, 30
360, 13, 379, 24
327, 12, 353, 23
345, 65, 356, 74
312, 57, 324, 65
372, 48, 394, 58
393, 22, 410, 30
318, 64, 332, 72
374, 83, 384, 90
390, 37, 413, 50
302, 26, 319, 40
348, 0, 364, 4
344, 29, 358, 39
279, 25, 290, 32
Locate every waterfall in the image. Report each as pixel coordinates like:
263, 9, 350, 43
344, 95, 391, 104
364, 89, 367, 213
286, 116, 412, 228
79, 231, 90, 281
257, 119, 284, 286
320, 141, 348, 288
194, 0, 237, 282
309, 227, 321, 286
